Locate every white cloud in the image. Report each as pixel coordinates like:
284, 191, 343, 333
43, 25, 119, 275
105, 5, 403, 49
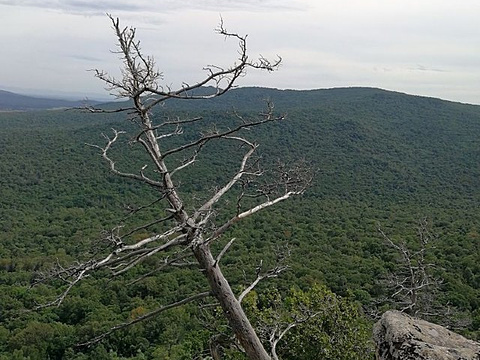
0, 0, 479, 104
0, 0, 302, 15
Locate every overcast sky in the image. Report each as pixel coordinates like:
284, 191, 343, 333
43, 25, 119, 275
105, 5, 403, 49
0, 0, 479, 104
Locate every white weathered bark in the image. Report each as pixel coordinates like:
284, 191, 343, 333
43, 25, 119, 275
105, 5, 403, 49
39, 16, 311, 359
194, 243, 271, 360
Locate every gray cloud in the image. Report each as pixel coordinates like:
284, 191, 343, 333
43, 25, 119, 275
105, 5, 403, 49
0, 0, 301, 15
67, 54, 104, 62
411, 65, 448, 73
0, 0, 150, 15
0, 0, 479, 104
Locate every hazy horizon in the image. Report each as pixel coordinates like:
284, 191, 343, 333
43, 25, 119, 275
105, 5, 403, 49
2, 84, 479, 107
0, 1, 479, 104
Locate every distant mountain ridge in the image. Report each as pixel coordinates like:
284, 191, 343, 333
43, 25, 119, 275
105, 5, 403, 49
0, 89, 101, 111
94, 86, 476, 113
1, 86, 480, 357
2, 86, 474, 112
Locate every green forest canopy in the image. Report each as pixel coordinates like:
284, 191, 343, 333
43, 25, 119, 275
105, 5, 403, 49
0, 87, 479, 359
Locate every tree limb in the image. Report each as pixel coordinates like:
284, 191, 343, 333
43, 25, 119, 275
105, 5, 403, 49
77, 291, 212, 348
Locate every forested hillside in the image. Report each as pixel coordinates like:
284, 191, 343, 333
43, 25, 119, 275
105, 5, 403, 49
0, 90, 100, 111
0, 87, 479, 359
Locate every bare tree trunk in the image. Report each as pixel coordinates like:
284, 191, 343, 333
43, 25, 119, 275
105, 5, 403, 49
39, 16, 311, 358
194, 244, 271, 360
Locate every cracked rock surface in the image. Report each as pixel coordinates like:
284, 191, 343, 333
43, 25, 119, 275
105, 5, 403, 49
373, 310, 480, 360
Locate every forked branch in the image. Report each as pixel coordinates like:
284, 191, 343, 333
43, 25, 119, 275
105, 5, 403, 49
36, 14, 309, 360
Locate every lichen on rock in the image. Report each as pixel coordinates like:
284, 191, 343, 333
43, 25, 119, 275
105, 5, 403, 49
373, 310, 480, 360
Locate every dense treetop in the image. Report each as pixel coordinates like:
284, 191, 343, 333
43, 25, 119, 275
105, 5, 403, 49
0, 87, 479, 359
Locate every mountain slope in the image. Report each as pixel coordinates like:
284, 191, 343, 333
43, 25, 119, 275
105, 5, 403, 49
0, 89, 100, 110
0, 87, 479, 358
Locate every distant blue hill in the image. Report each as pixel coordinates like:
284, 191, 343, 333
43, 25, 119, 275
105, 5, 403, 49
0, 89, 101, 111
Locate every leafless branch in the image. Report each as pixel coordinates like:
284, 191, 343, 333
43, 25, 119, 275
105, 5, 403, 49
195, 138, 257, 220
77, 291, 211, 348
81, 104, 136, 113
208, 191, 300, 245
161, 114, 284, 161
95, 15, 280, 111
378, 219, 443, 317
121, 195, 166, 219
86, 129, 164, 188
269, 310, 321, 360
238, 262, 288, 304
214, 238, 236, 267
120, 213, 175, 240
127, 251, 194, 286
36, 14, 308, 359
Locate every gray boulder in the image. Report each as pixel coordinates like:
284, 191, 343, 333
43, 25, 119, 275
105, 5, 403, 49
373, 310, 480, 360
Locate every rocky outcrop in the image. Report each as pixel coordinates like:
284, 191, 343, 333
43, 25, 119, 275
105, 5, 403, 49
373, 310, 480, 360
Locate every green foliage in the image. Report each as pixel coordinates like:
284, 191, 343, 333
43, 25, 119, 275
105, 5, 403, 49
1, 87, 480, 357
244, 285, 374, 360
8, 321, 74, 360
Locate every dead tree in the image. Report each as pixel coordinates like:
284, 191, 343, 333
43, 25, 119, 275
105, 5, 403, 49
378, 218, 442, 318
35, 16, 311, 360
